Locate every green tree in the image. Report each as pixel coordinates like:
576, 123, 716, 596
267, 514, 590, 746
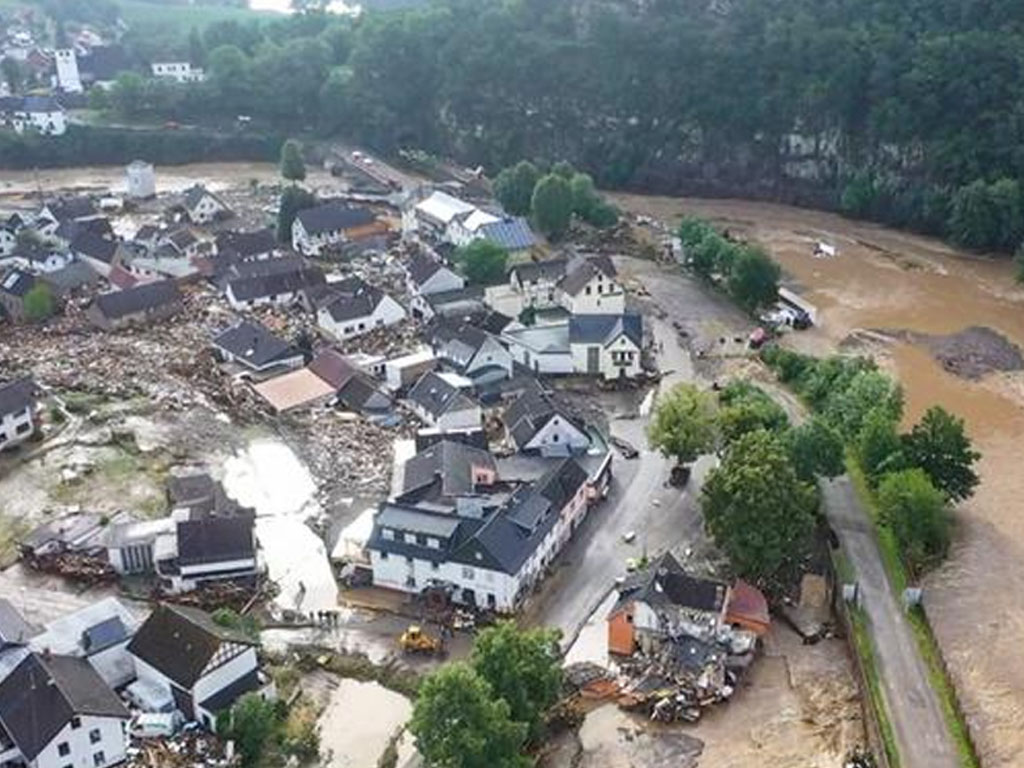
551, 160, 575, 179
727, 246, 781, 312
279, 138, 307, 182
717, 380, 789, 446
531, 174, 573, 240
857, 407, 905, 484
225, 694, 279, 768
455, 240, 508, 285
211, 607, 261, 641
109, 72, 146, 118
494, 161, 540, 216
277, 185, 317, 243
701, 429, 818, 587
23, 283, 55, 322
569, 172, 598, 218
878, 469, 952, 573
647, 383, 718, 465
902, 406, 980, 502
410, 663, 529, 768
1, 57, 24, 94
471, 622, 562, 740
825, 369, 903, 440
786, 417, 844, 481
1015, 241, 1024, 283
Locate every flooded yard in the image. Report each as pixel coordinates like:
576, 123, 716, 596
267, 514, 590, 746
613, 192, 1024, 767
317, 678, 413, 768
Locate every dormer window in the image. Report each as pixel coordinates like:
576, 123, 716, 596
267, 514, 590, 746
382, 528, 394, 540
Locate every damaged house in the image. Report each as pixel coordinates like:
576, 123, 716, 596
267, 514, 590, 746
608, 553, 729, 656
87, 280, 183, 330
212, 319, 304, 377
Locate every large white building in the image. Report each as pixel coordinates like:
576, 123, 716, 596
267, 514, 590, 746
0, 377, 37, 452
54, 49, 83, 92
0, 96, 67, 136
151, 62, 204, 83
126, 160, 156, 199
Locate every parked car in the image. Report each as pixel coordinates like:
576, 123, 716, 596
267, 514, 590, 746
130, 712, 181, 739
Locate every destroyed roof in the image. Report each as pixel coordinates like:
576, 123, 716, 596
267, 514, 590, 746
176, 516, 255, 566
0, 599, 36, 648
44, 197, 97, 222
0, 652, 129, 762
401, 440, 496, 499
41, 261, 100, 295
504, 387, 586, 448
167, 473, 216, 507
107, 264, 139, 290
726, 579, 770, 631
407, 370, 479, 420
213, 320, 298, 370
127, 603, 254, 689
134, 223, 161, 241
296, 203, 376, 234
559, 254, 617, 295
612, 552, 728, 616
0, 376, 36, 416
10, 240, 63, 263
226, 265, 325, 301
0, 268, 35, 298
70, 229, 118, 263
164, 227, 199, 251
511, 257, 567, 284
569, 313, 642, 347
215, 228, 277, 258
477, 216, 536, 251
424, 284, 485, 308
92, 279, 181, 320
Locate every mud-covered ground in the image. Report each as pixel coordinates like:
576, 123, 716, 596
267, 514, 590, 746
612, 191, 1024, 768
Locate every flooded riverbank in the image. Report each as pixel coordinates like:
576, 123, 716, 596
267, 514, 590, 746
612, 192, 1024, 767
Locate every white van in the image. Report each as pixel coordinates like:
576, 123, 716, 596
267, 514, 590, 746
129, 712, 180, 739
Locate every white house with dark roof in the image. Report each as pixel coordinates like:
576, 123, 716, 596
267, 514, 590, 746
557, 254, 624, 315
504, 386, 590, 456
70, 230, 122, 278
0, 95, 66, 136
151, 61, 204, 83
212, 319, 304, 376
315, 278, 406, 341
369, 457, 591, 611
428, 321, 513, 385
0, 651, 129, 768
215, 228, 278, 262
0, 377, 37, 451
222, 259, 325, 310
182, 185, 229, 225
291, 203, 384, 257
569, 314, 643, 379
0, 227, 16, 258
406, 371, 482, 432
153, 516, 261, 595
508, 258, 567, 309
127, 604, 267, 731
1, 242, 72, 274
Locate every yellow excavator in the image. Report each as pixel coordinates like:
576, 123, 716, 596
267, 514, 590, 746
398, 625, 444, 655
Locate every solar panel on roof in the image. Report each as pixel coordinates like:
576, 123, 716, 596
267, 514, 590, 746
82, 616, 127, 652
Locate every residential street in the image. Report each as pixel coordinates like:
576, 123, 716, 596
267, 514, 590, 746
824, 477, 959, 768
529, 314, 711, 647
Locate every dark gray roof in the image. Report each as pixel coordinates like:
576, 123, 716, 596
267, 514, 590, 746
45, 197, 97, 223
0, 599, 36, 647
165, 228, 198, 251
213, 320, 298, 370
0, 653, 128, 761
295, 203, 375, 235
215, 229, 276, 258
199, 668, 261, 713
21, 95, 62, 113
612, 552, 727, 616
407, 252, 445, 286
477, 216, 536, 251
167, 474, 216, 507
401, 440, 496, 499
70, 230, 118, 263
321, 281, 387, 322
226, 266, 325, 302
424, 285, 485, 308
11, 241, 63, 264
93, 280, 181, 320
337, 375, 390, 413
504, 388, 586, 449
127, 604, 254, 689
42, 261, 100, 295
568, 313, 642, 347
0, 377, 36, 417
511, 258, 567, 284
559, 255, 617, 295
0, 269, 35, 298
407, 371, 479, 420
82, 616, 128, 653
135, 224, 161, 242
55, 217, 113, 243
176, 516, 255, 566
183, 184, 222, 211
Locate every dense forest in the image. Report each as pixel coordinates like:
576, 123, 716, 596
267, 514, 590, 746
21, 0, 1024, 252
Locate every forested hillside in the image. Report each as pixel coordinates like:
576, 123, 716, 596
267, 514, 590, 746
21, 0, 1024, 251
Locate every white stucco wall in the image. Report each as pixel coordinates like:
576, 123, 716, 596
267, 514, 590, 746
33, 714, 127, 768
524, 416, 590, 455
0, 405, 34, 450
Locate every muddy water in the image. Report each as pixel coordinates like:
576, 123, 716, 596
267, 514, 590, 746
612, 192, 1024, 767
317, 679, 412, 768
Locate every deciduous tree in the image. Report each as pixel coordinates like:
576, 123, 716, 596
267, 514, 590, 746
494, 160, 540, 216
786, 417, 844, 481
276, 185, 317, 243
902, 406, 980, 502
22, 284, 54, 322
531, 174, 573, 240
410, 663, 529, 768
279, 138, 306, 182
878, 468, 952, 573
648, 383, 718, 465
727, 245, 781, 312
455, 240, 508, 285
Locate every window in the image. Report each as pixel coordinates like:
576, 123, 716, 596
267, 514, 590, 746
382, 529, 394, 540
427, 537, 440, 549
431, 562, 439, 571
552, 433, 559, 443
462, 566, 475, 580
585, 285, 591, 295
405, 556, 414, 566
15, 421, 30, 435
89, 729, 101, 744
380, 551, 389, 560
93, 751, 106, 767
58, 742, 70, 757
416, 534, 427, 545
71, 717, 81, 729
404, 533, 416, 544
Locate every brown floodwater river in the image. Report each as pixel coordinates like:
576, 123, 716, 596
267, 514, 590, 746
612, 192, 1024, 767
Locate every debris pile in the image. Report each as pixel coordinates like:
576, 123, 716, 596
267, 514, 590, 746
126, 729, 231, 768
24, 552, 117, 584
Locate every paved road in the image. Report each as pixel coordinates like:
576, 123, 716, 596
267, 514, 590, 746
529, 317, 710, 647
824, 478, 959, 768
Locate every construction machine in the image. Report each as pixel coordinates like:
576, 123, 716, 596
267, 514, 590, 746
398, 625, 444, 655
